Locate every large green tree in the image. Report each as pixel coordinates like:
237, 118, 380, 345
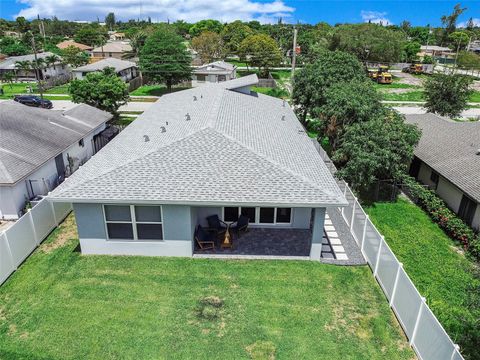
191, 31, 224, 63
69, 67, 129, 115
402, 41, 421, 62
424, 74, 473, 118
314, 80, 384, 151
333, 110, 421, 192
139, 28, 192, 90
330, 23, 406, 63
440, 3, 467, 44
74, 26, 108, 47
238, 34, 282, 76
221, 21, 253, 54
188, 20, 223, 37
105, 13, 116, 31
292, 50, 367, 124
61, 46, 90, 67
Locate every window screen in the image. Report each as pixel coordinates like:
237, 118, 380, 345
137, 224, 163, 240
135, 206, 162, 222
276, 208, 292, 223
241, 207, 256, 223
224, 207, 239, 222
107, 223, 133, 239
105, 205, 131, 221
259, 208, 275, 223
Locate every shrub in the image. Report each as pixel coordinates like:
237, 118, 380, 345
401, 175, 479, 260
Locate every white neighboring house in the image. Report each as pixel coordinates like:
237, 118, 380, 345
405, 113, 480, 230
192, 61, 237, 87
72, 58, 139, 83
0, 52, 69, 80
0, 101, 113, 220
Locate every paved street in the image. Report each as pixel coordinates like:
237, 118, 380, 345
0, 99, 156, 112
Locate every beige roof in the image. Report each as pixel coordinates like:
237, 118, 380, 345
57, 40, 93, 51
92, 42, 132, 53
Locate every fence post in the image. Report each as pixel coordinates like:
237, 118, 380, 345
410, 297, 425, 346
361, 215, 369, 251
350, 198, 356, 231
341, 183, 348, 218
28, 211, 40, 246
49, 199, 58, 226
2, 232, 16, 270
450, 344, 460, 360
389, 262, 403, 306
373, 236, 384, 276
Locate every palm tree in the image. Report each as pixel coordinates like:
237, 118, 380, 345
122, 31, 146, 60
14, 60, 32, 80
44, 54, 60, 71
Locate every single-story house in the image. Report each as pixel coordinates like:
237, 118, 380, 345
49, 74, 347, 258
0, 101, 113, 220
0, 52, 69, 80
405, 113, 480, 230
417, 45, 454, 60
192, 61, 237, 86
109, 32, 126, 41
72, 58, 139, 83
91, 42, 132, 60
56, 40, 93, 52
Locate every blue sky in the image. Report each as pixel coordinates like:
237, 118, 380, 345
0, 0, 479, 26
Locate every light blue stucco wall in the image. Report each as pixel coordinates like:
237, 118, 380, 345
73, 203, 106, 239
162, 205, 194, 241
310, 208, 326, 260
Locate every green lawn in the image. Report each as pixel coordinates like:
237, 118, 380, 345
130, 85, 190, 97
380, 89, 480, 103
0, 82, 71, 99
45, 84, 70, 94
0, 214, 414, 360
251, 86, 289, 99
227, 59, 249, 67
373, 83, 420, 90
366, 199, 480, 360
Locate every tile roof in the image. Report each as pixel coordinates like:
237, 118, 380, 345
0, 101, 112, 185
73, 58, 136, 73
56, 40, 93, 51
92, 42, 132, 53
0, 52, 62, 70
405, 113, 480, 202
50, 77, 347, 207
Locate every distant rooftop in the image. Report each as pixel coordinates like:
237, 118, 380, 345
420, 45, 452, 52
405, 113, 480, 202
0, 52, 62, 70
50, 75, 346, 207
56, 40, 93, 51
73, 58, 136, 73
92, 42, 132, 53
194, 61, 236, 75
0, 102, 112, 185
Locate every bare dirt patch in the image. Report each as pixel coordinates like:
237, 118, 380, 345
246, 340, 276, 360
40, 214, 77, 253
395, 72, 424, 86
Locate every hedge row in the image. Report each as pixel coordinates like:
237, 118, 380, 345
401, 175, 480, 260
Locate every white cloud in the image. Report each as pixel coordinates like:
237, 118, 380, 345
360, 10, 392, 26
458, 18, 480, 28
14, 0, 295, 24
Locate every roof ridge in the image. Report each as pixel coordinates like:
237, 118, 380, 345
210, 127, 337, 197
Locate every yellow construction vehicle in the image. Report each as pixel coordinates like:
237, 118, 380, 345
402, 63, 423, 75
369, 65, 393, 84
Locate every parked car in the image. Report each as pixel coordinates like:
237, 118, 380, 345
13, 95, 53, 109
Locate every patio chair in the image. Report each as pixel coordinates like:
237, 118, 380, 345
195, 225, 216, 251
206, 215, 228, 238
230, 215, 249, 238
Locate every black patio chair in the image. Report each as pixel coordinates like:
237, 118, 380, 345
230, 215, 249, 238
206, 214, 228, 238
195, 225, 216, 251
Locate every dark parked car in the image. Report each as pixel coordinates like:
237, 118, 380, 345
13, 95, 53, 109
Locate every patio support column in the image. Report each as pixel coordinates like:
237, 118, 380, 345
310, 207, 326, 261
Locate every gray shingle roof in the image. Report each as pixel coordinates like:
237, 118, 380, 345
405, 113, 480, 202
0, 52, 62, 70
50, 78, 347, 207
73, 58, 136, 73
194, 61, 236, 73
91, 42, 132, 53
219, 74, 259, 90
0, 101, 112, 185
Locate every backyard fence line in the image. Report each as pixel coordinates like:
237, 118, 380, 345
0, 199, 72, 286
314, 141, 464, 360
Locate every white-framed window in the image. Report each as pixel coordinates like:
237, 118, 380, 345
222, 206, 292, 225
103, 204, 163, 241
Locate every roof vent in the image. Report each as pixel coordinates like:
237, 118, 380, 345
282, 99, 286, 107
185, 113, 191, 121
201, 94, 203, 99
476, 149, 480, 155
193, 96, 197, 101
281, 115, 285, 121
143, 135, 150, 142
166, 121, 169, 126
160, 126, 166, 133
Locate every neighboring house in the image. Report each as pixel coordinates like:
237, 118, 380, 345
0, 101, 113, 220
417, 45, 454, 61
72, 58, 138, 82
3, 31, 20, 38
91, 42, 132, 60
56, 40, 93, 53
192, 61, 237, 86
0, 52, 69, 80
405, 113, 480, 230
49, 74, 347, 258
109, 32, 126, 41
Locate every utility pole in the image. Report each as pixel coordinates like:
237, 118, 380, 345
30, 32, 44, 99
291, 26, 297, 78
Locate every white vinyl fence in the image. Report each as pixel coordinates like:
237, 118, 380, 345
0, 199, 72, 285
314, 141, 464, 360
